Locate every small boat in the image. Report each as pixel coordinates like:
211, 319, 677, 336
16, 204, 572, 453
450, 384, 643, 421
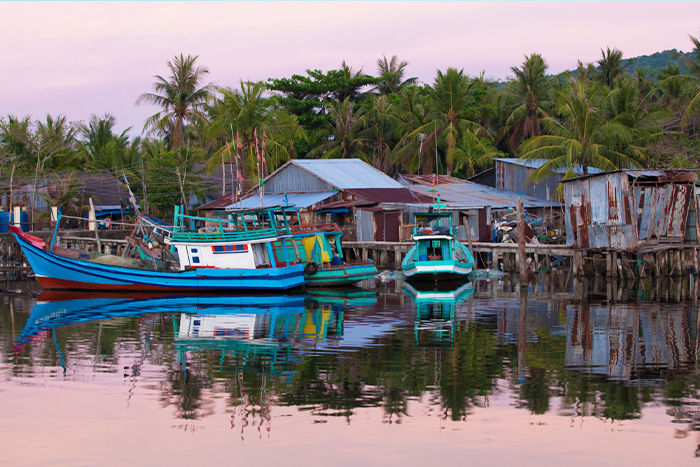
271, 207, 377, 287
10, 205, 307, 292
401, 200, 474, 283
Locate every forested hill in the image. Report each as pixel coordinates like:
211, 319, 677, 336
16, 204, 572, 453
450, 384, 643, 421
623, 49, 692, 77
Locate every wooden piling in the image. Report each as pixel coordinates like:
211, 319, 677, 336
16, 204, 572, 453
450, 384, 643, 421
517, 197, 526, 285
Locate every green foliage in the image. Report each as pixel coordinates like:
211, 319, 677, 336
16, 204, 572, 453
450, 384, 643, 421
267, 66, 380, 134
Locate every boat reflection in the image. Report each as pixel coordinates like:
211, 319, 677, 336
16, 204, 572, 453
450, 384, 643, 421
403, 282, 474, 347
17, 291, 306, 350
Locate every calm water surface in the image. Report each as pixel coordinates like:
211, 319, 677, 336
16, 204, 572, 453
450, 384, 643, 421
2, 276, 700, 466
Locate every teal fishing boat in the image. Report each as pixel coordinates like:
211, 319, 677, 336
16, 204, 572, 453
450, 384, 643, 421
271, 207, 377, 287
401, 199, 474, 283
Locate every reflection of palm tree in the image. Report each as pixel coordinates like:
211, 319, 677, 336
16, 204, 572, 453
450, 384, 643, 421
136, 54, 212, 149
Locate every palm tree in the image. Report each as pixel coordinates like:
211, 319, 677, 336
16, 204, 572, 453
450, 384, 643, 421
375, 55, 417, 95
449, 130, 502, 178
519, 78, 642, 190
308, 97, 367, 160
391, 86, 432, 173
362, 95, 402, 172
410, 68, 485, 175
207, 80, 303, 184
35, 115, 78, 171
503, 54, 551, 153
136, 54, 212, 149
76, 114, 130, 172
597, 47, 630, 88
674, 34, 700, 129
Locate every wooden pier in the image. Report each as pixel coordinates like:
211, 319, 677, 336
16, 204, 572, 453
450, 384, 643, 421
343, 241, 575, 272
343, 240, 700, 279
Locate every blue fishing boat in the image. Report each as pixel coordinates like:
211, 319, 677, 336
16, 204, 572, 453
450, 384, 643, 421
401, 199, 474, 283
10, 205, 307, 292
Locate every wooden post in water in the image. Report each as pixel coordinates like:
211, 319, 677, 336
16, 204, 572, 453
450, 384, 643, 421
89, 198, 101, 252
517, 197, 527, 285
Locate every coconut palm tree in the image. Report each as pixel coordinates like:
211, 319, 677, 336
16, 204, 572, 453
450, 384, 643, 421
375, 55, 417, 95
502, 54, 551, 153
448, 130, 502, 178
362, 95, 402, 172
308, 97, 368, 160
674, 35, 700, 130
136, 54, 213, 149
408, 68, 485, 175
519, 78, 642, 190
597, 47, 630, 89
207, 80, 303, 184
76, 114, 130, 172
391, 86, 432, 173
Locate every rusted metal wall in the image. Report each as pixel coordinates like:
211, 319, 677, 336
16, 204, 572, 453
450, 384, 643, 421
565, 171, 695, 250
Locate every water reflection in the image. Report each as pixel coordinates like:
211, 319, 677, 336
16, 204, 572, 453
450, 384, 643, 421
3, 280, 700, 460
403, 282, 473, 347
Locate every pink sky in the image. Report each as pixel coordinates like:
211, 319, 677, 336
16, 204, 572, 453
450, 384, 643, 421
2, 2, 700, 134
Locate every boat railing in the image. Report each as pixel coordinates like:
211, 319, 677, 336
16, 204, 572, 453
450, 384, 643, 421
289, 223, 342, 235
171, 206, 291, 243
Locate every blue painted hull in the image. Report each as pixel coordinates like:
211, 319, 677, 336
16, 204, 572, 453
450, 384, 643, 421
13, 230, 307, 292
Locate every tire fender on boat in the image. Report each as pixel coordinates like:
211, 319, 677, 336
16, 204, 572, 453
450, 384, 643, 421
304, 262, 319, 275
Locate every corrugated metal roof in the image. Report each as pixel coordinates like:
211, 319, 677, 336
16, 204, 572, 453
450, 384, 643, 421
199, 191, 336, 210
409, 182, 556, 209
495, 158, 603, 175
292, 159, 403, 189
344, 188, 431, 204
561, 168, 698, 184
396, 173, 464, 186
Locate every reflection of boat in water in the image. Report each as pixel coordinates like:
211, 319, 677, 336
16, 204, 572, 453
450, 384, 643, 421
17, 292, 305, 349
307, 287, 378, 307
403, 282, 474, 302
403, 282, 474, 347
175, 296, 306, 374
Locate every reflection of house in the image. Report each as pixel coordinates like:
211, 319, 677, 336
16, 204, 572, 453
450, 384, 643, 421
561, 169, 699, 249
396, 173, 557, 242
199, 159, 431, 242
565, 303, 696, 381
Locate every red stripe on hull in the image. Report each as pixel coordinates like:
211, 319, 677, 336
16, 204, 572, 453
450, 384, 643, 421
38, 276, 191, 292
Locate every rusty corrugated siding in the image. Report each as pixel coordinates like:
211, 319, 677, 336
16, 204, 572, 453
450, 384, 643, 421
564, 169, 696, 250
668, 185, 691, 238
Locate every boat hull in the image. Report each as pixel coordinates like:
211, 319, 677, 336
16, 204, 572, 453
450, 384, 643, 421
401, 259, 473, 283
13, 230, 307, 292
305, 262, 377, 287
